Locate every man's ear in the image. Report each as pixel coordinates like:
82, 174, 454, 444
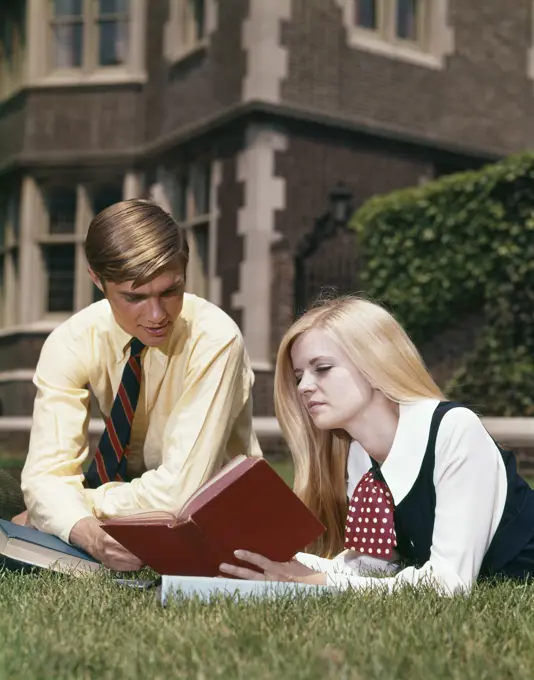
88, 267, 105, 292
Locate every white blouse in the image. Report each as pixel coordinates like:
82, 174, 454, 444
297, 400, 508, 595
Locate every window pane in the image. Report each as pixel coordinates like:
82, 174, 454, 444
3, 16, 13, 60
0, 199, 7, 247
0, 0, 26, 83
0, 255, 4, 323
99, 0, 129, 13
193, 223, 209, 276
98, 20, 129, 66
11, 193, 19, 241
45, 244, 75, 312
92, 184, 123, 216
51, 23, 83, 68
12, 247, 19, 279
396, 0, 419, 41
353, 0, 377, 30
53, 0, 83, 16
191, 0, 205, 40
189, 222, 209, 298
173, 175, 188, 222
191, 165, 211, 217
48, 187, 77, 234
91, 184, 120, 299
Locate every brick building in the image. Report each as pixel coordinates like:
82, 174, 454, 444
0, 0, 533, 458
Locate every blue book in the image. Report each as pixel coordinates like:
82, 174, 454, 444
0, 520, 100, 574
160, 575, 332, 604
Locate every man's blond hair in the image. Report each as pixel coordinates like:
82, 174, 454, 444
85, 199, 189, 287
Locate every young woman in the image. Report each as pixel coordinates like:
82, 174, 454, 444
219, 296, 534, 594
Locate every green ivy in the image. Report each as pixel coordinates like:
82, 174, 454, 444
351, 152, 534, 416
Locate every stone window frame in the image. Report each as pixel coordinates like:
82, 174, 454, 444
18, 179, 122, 323
150, 161, 220, 303
0, 188, 20, 327
335, 0, 454, 70
25, 0, 146, 88
163, 0, 218, 66
527, 2, 534, 83
35, 182, 94, 321
172, 162, 216, 301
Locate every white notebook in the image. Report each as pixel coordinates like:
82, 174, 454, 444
160, 575, 332, 604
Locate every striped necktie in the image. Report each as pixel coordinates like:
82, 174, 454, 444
85, 338, 145, 488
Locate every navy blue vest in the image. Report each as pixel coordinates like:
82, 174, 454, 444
372, 402, 534, 579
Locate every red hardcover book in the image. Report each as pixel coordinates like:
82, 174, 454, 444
102, 456, 325, 576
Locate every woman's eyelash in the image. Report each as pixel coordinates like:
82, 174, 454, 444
294, 366, 332, 384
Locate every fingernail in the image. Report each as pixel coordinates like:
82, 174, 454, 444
234, 550, 244, 558
219, 563, 230, 571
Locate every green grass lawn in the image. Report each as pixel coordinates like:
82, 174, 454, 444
3, 458, 534, 679
2, 570, 534, 679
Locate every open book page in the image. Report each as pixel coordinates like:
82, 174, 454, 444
103, 455, 248, 526
178, 454, 247, 518
295, 549, 399, 578
103, 510, 177, 525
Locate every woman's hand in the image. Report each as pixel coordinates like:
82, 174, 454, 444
11, 510, 31, 526
219, 550, 327, 585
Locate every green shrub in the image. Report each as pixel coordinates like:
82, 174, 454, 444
351, 152, 534, 415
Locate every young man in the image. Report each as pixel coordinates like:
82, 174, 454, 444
16, 199, 262, 571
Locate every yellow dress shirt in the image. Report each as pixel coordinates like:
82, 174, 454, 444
21, 294, 262, 543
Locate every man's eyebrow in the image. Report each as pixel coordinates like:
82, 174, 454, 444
161, 281, 184, 293
121, 290, 146, 299
121, 281, 184, 299
121, 289, 150, 299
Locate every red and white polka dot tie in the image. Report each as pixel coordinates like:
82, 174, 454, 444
344, 469, 397, 557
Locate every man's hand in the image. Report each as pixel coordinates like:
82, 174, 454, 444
69, 516, 143, 572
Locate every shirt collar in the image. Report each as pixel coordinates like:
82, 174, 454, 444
111, 315, 189, 365
111, 320, 133, 363
379, 398, 441, 506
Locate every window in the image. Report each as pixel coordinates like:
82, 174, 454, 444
40, 187, 78, 313
45, 244, 76, 312
35, 182, 123, 317
353, 0, 425, 47
92, 183, 123, 216
0, 189, 20, 326
91, 184, 123, 301
182, 0, 206, 48
339, 0, 454, 69
172, 164, 212, 300
396, 0, 420, 42
49, 0, 83, 69
0, 0, 26, 101
354, 0, 378, 31
49, 0, 129, 72
97, 0, 130, 67
164, 0, 214, 64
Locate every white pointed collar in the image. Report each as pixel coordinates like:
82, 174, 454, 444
379, 399, 441, 506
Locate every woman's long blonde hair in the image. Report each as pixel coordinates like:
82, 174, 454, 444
274, 296, 444, 557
